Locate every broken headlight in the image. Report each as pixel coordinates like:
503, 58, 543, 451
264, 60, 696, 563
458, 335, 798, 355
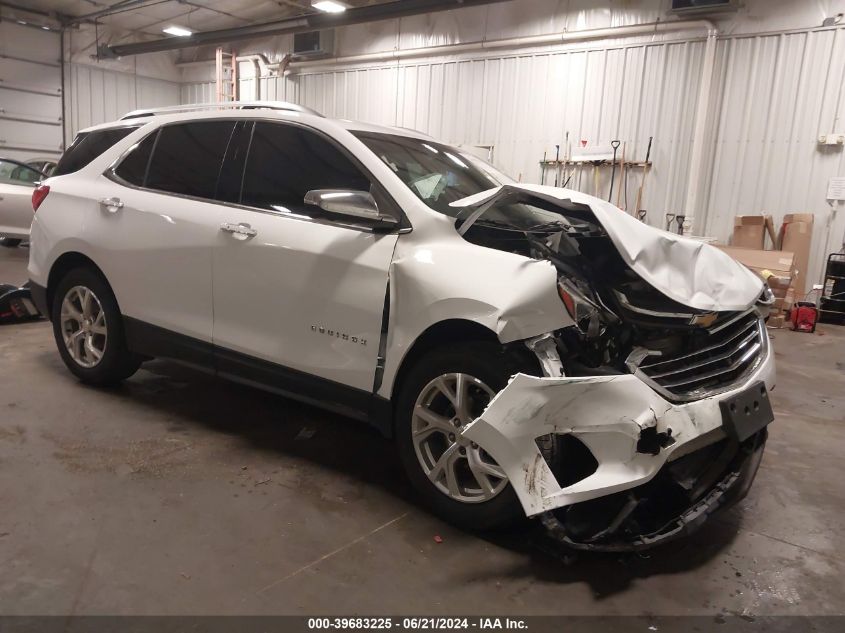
557, 278, 602, 337
756, 283, 776, 319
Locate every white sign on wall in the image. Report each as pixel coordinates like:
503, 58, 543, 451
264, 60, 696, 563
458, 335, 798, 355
827, 177, 845, 200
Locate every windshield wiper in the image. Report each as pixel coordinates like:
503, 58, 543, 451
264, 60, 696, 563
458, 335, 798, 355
468, 219, 571, 233
522, 220, 572, 232
471, 219, 532, 231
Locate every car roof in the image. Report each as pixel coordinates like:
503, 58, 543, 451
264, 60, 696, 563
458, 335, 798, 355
76, 101, 433, 142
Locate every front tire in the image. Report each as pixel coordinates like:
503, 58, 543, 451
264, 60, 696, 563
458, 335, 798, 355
395, 342, 540, 530
51, 267, 141, 385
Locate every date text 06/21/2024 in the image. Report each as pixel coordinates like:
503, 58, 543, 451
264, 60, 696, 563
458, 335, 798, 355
306, 618, 528, 630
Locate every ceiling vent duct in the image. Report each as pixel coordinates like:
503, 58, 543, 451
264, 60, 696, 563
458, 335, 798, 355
293, 30, 335, 58
670, 0, 738, 14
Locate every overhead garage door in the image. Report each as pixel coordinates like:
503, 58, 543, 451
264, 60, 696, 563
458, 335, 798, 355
0, 20, 63, 163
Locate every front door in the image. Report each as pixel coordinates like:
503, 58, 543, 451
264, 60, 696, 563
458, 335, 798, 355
211, 121, 400, 399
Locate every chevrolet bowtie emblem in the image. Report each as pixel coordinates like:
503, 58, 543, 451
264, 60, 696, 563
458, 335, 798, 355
690, 312, 718, 327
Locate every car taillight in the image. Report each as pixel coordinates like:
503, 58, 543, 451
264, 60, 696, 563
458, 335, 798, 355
32, 185, 50, 212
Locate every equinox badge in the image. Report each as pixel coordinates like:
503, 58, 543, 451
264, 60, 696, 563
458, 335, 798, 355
311, 325, 367, 346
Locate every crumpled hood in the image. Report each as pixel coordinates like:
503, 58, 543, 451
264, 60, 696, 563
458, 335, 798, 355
450, 184, 763, 312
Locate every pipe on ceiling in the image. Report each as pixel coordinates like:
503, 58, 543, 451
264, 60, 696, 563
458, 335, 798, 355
65, 0, 157, 25
98, 0, 510, 58
287, 19, 718, 68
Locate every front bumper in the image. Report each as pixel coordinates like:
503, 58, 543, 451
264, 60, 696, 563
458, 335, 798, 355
540, 428, 767, 550
462, 339, 776, 522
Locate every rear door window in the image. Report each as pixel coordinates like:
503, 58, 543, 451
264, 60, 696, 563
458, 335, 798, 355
144, 121, 237, 199
239, 122, 371, 215
53, 126, 139, 176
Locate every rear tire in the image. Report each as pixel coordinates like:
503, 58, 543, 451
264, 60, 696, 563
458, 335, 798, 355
395, 341, 540, 531
51, 267, 142, 386
1, 238, 22, 248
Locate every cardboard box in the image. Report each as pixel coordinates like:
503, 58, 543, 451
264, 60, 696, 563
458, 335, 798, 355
767, 314, 787, 329
715, 246, 795, 280
732, 215, 777, 249
732, 216, 767, 249
778, 213, 814, 297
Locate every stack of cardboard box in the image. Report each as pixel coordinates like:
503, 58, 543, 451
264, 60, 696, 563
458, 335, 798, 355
715, 213, 814, 328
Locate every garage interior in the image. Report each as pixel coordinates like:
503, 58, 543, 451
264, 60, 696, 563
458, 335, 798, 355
2, 0, 845, 622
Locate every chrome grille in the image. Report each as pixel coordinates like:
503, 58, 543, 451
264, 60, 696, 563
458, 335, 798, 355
627, 311, 766, 402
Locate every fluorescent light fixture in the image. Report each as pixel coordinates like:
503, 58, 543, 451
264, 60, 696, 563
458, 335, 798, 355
312, 1, 348, 13
162, 25, 193, 37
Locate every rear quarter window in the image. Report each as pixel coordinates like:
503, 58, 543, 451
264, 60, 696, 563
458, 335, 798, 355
53, 126, 140, 176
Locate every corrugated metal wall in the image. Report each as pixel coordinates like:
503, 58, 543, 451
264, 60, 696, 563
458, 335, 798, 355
183, 38, 706, 231
182, 25, 845, 287
0, 21, 63, 161
1, 20, 180, 158
65, 64, 180, 144
704, 28, 845, 293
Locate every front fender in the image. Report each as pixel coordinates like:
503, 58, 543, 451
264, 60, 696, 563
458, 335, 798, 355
378, 236, 573, 399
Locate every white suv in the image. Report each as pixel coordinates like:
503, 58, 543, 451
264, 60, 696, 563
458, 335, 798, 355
28, 102, 775, 549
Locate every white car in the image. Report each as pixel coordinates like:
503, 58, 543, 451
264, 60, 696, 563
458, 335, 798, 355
26, 159, 58, 177
0, 158, 46, 247
28, 102, 775, 549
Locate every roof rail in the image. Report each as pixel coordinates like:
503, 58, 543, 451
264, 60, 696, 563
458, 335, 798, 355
119, 101, 323, 120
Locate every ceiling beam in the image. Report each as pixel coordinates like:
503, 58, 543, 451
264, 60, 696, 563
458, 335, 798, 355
100, 0, 510, 57
65, 0, 163, 25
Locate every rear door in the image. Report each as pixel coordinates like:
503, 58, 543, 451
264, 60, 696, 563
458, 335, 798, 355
0, 159, 42, 238
211, 120, 400, 398
95, 121, 237, 355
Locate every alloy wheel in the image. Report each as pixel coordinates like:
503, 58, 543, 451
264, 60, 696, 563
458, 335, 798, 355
411, 372, 507, 503
60, 285, 108, 368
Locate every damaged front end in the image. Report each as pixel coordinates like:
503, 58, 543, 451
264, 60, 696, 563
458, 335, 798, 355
454, 185, 775, 550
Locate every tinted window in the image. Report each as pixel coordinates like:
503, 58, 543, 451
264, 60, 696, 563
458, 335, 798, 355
145, 121, 236, 199
0, 159, 42, 185
114, 131, 158, 186
53, 127, 139, 176
216, 121, 252, 204
240, 122, 370, 214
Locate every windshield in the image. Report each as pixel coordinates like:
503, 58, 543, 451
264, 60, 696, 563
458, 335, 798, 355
352, 131, 565, 230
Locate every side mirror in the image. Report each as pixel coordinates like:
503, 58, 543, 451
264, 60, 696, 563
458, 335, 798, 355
304, 189, 399, 229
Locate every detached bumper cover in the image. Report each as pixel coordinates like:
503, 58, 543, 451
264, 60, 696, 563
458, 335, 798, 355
540, 428, 767, 551
461, 343, 776, 518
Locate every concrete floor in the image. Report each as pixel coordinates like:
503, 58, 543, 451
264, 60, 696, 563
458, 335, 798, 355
1, 244, 844, 617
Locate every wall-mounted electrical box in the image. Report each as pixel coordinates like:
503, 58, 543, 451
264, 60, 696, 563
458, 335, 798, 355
293, 30, 335, 57
818, 134, 845, 146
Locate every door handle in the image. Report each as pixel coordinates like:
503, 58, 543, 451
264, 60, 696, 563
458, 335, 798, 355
99, 197, 124, 213
220, 222, 257, 239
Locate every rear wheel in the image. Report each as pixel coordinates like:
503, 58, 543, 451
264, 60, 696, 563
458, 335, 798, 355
1, 238, 22, 248
51, 267, 142, 385
395, 342, 541, 530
